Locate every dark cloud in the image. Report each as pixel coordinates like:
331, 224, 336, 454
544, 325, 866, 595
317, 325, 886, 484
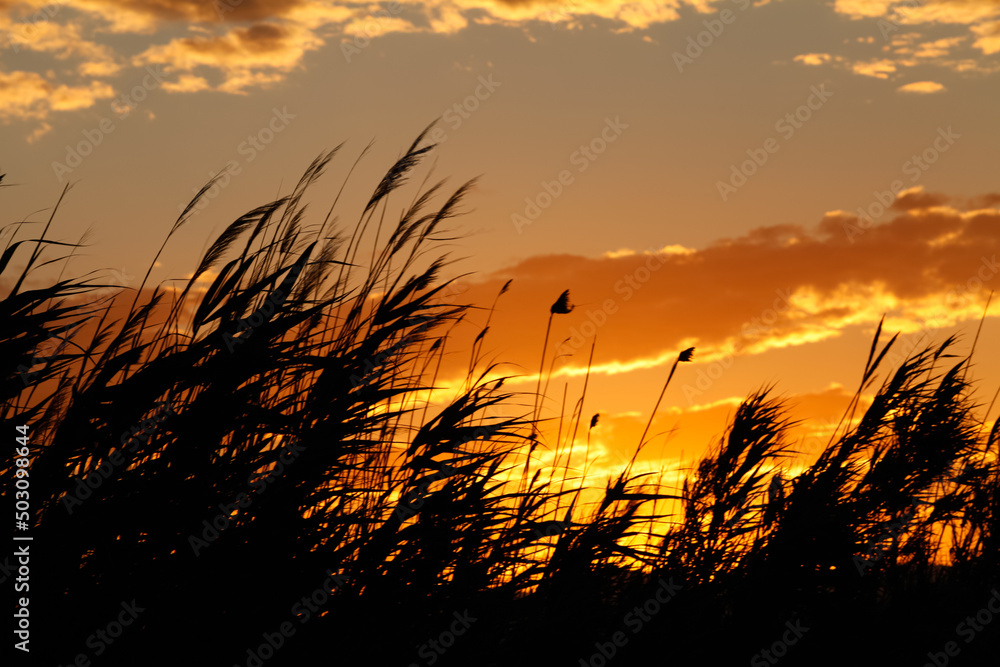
93, 0, 307, 23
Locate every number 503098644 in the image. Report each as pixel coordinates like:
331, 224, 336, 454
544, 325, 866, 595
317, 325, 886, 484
15, 425, 30, 527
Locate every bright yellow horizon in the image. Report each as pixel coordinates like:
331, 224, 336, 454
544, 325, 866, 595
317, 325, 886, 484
3, 0, 999, 478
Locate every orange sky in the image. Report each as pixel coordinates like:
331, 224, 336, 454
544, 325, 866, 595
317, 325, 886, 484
3, 0, 998, 485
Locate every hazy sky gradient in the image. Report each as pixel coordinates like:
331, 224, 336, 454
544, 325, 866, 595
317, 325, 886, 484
3, 0, 998, 468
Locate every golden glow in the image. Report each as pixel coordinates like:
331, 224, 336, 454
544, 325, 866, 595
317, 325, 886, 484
897, 80, 946, 93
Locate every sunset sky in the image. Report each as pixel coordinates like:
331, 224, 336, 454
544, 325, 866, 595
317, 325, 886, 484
3, 0, 998, 479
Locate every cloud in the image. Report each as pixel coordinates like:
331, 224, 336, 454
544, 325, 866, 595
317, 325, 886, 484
807, 1, 1000, 79
832, 0, 894, 19
793, 28, 995, 79
897, 80, 946, 93
0, 68, 115, 121
439, 190, 1000, 390
2, 0, 998, 127
0, 0, 738, 90
793, 52, 836, 66
132, 22, 323, 93
911, 35, 966, 58
26, 120, 53, 142
851, 58, 898, 78
3, 0, 728, 127
972, 19, 1000, 53
1, 14, 121, 73
160, 73, 211, 93
891, 185, 950, 210
834, 0, 1000, 53
50, 0, 311, 32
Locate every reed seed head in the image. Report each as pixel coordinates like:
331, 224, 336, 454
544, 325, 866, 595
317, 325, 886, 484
551, 289, 573, 314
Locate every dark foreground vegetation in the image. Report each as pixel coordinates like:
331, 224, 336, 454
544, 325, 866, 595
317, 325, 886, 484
2, 138, 998, 667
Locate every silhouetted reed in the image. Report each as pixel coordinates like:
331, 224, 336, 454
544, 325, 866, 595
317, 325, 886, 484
2, 144, 997, 667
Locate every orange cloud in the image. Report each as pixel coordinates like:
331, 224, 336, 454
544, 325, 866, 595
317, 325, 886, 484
809, 1, 1000, 79
793, 52, 837, 66
439, 190, 999, 394
0, 68, 115, 121
897, 80, 946, 92
972, 19, 1000, 53
160, 73, 211, 93
835, 0, 1000, 53
132, 22, 322, 93
851, 58, 897, 78
54, 0, 309, 32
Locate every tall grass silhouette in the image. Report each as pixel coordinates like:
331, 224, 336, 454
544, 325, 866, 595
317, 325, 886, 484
2, 136, 997, 667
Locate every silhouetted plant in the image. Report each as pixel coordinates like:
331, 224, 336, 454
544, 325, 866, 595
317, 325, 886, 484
3, 135, 997, 667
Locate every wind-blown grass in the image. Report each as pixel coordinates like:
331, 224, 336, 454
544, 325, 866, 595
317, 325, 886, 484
2, 144, 997, 667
